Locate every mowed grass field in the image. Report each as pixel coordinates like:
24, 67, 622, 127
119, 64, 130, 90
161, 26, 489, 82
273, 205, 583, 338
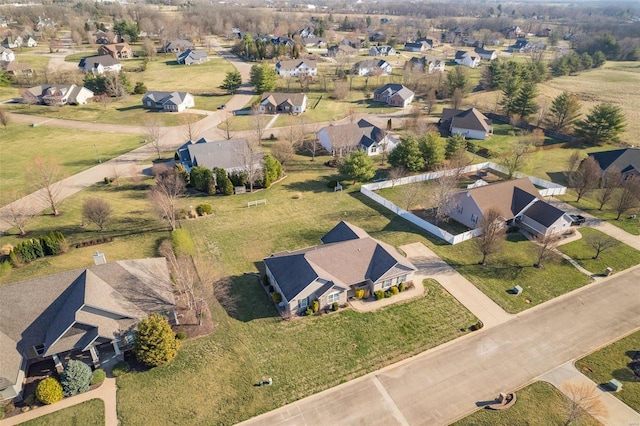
0, 123, 143, 206
17, 399, 105, 426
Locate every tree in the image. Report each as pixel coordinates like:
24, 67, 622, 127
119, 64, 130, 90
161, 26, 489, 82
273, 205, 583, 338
0, 107, 9, 129
419, 132, 445, 170
446, 66, 469, 97
179, 113, 201, 142
221, 113, 233, 140
189, 166, 215, 194
159, 237, 198, 311
612, 177, 640, 220
585, 233, 619, 260
474, 208, 506, 266
338, 150, 376, 184
450, 88, 463, 109
1, 193, 33, 236
251, 104, 264, 144
82, 198, 112, 231
596, 166, 621, 210
150, 167, 186, 230
104, 71, 130, 98
568, 156, 601, 202
331, 79, 350, 100
399, 181, 425, 211
501, 138, 532, 179
220, 70, 242, 94
133, 81, 147, 95
388, 136, 425, 172
534, 234, 560, 268
144, 117, 163, 159
60, 359, 92, 397
445, 133, 466, 160
135, 313, 180, 367
574, 103, 626, 145
547, 92, 582, 132
512, 81, 539, 120
388, 166, 406, 187
142, 38, 157, 59
499, 75, 521, 116
429, 168, 459, 224
238, 138, 264, 192
559, 382, 607, 426
262, 154, 283, 187
249, 64, 276, 94
32, 157, 65, 216
271, 140, 295, 169
305, 137, 321, 161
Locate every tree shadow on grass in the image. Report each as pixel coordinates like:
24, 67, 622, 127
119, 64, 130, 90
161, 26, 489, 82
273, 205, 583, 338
215, 273, 279, 322
282, 178, 336, 194
116, 105, 145, 112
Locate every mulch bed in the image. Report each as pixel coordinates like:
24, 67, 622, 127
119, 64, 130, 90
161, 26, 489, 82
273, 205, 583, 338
171, 296, 215, 340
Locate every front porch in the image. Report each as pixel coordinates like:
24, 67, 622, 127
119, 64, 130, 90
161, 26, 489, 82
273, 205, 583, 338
349, 279, 424, 313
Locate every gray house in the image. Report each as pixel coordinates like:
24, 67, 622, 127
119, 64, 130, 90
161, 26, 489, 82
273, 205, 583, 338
175, 137, 263, 174
22, 84, 94, 106
440, 108, 493, 140
588, 148, 640, 180
317, 119, 398, 156
259, 92, 307, 114
374, 84, 415, 107
448, 178, 573, 237
142, 91, 195, 112
176, 49, 208, 65
162, 39, 194, 53
0, 258, 176, 401
264, 222, 417, 315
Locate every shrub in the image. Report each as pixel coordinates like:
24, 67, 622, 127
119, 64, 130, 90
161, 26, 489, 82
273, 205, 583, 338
327, 180, 338, 189
171, 229, 195, 256
90, 369, 106, 385
0, 261, 11, 277
304, 307, 313, 316
60, 359, 92, 396
390, 285, 399, 295
311, 299, 319, 313
398, 282, 406, 292
36, 377, 63, 405
262, 275, 269, 286
103, 177, 113, 184
133, 81, 147, 94
272, 292, 282, 303
384, 290, 392, 298
176, 332, 186, 340
355, 289, 365, 299
135, 314, 181, 367
112, 361, 130, 377
268, 285, 274, 293
332, 302, 339, 311
195, 204, 212, 216
23, 394, 35, 406
374, 290, 384, 300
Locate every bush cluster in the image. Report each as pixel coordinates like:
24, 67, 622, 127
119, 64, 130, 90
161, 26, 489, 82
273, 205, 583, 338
61, 360, 92, 397
176, 332, 186, 340
304, 307, 313, 316
75, 236, 113, 249
311, 300, 319, 313
354, 289, 365, 299
331, 302, 339, 311
112, 361, 130, 377
91, 369, 106, 385
374, 290, 385, 300
272, 292, 282, 303
195, 204, 212, 216
398, 282, 406, 292
36, 377, 63, 405
9, 231, 67, 267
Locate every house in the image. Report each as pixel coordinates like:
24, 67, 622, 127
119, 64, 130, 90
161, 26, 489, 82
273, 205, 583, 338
454, 50, 481, 68
22, 84, 94, 106
142, 91, 194, 112
92, 30, 120, 45
162, 39, 194, 53
440, 108, 493, 140
264, 221, 417, 315
448, 178, 573, 237
25, 37, 37, 47
176, 49, 208, 65
304, 37, 326, 48
0, 46, 15, 62
588, 148, 640, 180
369, 45, 395, 56
340, 37, 363, 49
374, 84, 414, 108
416, 37, 439, 48
327, 44, 357, 57
403, 41, 429, 53
510, 38, 532, 53
37, 17, 55, 30
502, 26, 525, 39
317, 119, 398, 156
78, 55, 121, 75
175, 137, 263, 174
98, 43, 133, 59
368, 31, 386, 43
275, 59, 317, 77
1, 61, 33, 76
0, 258, 176, 401
406, 56, 445, 73
2, 36, 22, 49
352, 59, 392, 76
474, 46, 498, 61
259, 92, 307, 114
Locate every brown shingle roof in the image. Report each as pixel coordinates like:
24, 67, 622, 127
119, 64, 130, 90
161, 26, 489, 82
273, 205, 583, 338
466, 178, 539, 219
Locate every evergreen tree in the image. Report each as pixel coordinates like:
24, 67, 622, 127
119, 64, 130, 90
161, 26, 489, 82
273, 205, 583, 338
338, 150, 376, 183
419, 132, 445, 170
220, 70, 242, 94
512, 81, 539, 119
60, 360, 92, 397
575, 103, 626, 145
445, 133, 466, 159
135, 313, 180, 367
249, 64, 277, 94
546, 92, 582, 132
388, 137, 425, 172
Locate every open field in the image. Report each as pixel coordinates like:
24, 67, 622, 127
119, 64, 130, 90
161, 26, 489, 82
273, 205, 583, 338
453, 381, 599, 426
577, 331, 640, 413
0, 123, 143, 206
558, 227, 640, 274
17, 399, 105, 426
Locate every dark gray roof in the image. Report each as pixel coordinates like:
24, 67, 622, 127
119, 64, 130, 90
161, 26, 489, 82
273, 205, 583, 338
143, 91, 192, 106
319, 120, 387, 151
177, 49, 208, 63
446, 108, 492, 133
354, 59, 389, 71
182, 138, 263, 172
260, 92, 307, 108
264, 253, 318, 301
78, 54, 120, 68
523, 200, 566, 227
320, 221, 369, 244
588, 148, 640, 175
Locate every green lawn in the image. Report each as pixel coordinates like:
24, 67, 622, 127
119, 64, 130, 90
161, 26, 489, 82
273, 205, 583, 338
472, 122, 564, 156
558, 190, 640, 235
0, 123, 144, 206
454, 381, 599, 426
118, 279, 477, 425
0, 86, 19, 101
577, 331, 640, 413
18, 398, 104, 426
558, 227, 640, 274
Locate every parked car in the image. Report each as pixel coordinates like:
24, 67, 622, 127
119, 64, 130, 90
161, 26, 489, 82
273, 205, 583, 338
570, 214, 586, 226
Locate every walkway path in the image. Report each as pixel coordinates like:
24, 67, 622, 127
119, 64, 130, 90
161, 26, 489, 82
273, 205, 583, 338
541, 361, 640, 426
400, 242, 512, 328
1, 377, 118, 426
240, 265, 640, 426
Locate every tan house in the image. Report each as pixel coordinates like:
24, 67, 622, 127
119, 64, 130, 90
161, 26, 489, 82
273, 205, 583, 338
264, 222, 417, 315
374, 84, 414, 108
448, 178, 573, 237
22, 84, 94, 106
259, 92, 307, 114
98, 43, 133, 59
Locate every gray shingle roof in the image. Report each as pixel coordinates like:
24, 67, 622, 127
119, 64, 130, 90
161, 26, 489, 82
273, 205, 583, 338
523, 200, 566, 227
320, 221, 370, 244
143, 91, 191, 106
319, 119, 387, 151
465, 178, 539, 220
443, 107, 492, 133
260, 92, 306, 108
183, 138, 263, 172
588, 148, 640, 175
78, 55, 120, 68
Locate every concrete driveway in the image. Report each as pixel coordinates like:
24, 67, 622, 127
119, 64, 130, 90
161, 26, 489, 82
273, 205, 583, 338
240, 266, 640, 426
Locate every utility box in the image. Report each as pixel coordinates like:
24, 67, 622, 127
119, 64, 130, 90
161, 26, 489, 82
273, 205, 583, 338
604, 267, 613, 277
513, 285, 523, 295
93, 251, 106, 265
608, 379, 622, 392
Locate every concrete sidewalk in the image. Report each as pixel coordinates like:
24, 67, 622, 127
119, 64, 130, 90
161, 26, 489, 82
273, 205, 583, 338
399, 242, 513, 328
541, 361, 640, 426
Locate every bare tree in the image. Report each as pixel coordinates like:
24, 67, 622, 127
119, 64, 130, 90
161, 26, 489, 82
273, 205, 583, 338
331, 79, 350, 100
474, 208, 506, 265
585, 233, 619, 260
450, 88, 463, 110
1, 194, 34, 236
304, 136, 321, 161
568, 156, 601, 202
534, 233, 560, 268
238, 138, 264, 193
596, 166, 621, 210
159, 239, 198, 310
271, 140, 295, 170
284, 115, 305, 150
251, 104, 264, 144
144, 117, 163, 159
82, 198, 112, 231
399, 182, 425, 211
429, 168, 459, 224
32, 157, 65, 216
149, 167, 186, 231
179, 113, 201, 142
221, 113, 233, 140
559, 382, 607, 426
612, 177, 640, 220
0, 107, 10, 129
501, 138, 532, 179
388, 166, 406, 187
566, 150, 582, 175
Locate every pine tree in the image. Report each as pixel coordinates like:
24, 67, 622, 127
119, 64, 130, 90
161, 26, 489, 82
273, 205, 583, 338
135, 313, 180, 367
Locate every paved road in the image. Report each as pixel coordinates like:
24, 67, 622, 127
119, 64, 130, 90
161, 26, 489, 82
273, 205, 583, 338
240, 266, 640, 426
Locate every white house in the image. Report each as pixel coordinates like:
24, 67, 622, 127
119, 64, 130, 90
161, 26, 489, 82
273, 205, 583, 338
454, 50, 481, 68
142, 91, 195, 112
259, 92, 307, 114
78, 55, 122, 75
352, 59, 392, 76
317, 119, 398, 157
275, 59, 318, 77
474, 46, 498, 61
0, 46, 15, 62
440, 108, 493, 140
26, 37, 38, 47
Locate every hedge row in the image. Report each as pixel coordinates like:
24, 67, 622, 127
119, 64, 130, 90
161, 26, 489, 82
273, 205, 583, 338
9, 232, 67, 267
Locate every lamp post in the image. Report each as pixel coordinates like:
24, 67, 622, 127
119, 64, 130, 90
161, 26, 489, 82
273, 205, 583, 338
93, 144, 101, 163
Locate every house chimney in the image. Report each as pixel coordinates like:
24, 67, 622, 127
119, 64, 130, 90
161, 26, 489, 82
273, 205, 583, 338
93, 251, 106, 265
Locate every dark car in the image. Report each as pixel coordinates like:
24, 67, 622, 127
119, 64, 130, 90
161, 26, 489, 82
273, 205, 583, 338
570, 214, 586, 226
218, 104, 226, 110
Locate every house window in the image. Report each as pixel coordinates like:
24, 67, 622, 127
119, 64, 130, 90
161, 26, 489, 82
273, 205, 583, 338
471, 213, 478, 224
327, 292, 340, 304
397, 275, 407, 284
457, 205, 463, 214
382, 279, 392, 289
33, 344, 45, 356
299, 297, 309, 308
